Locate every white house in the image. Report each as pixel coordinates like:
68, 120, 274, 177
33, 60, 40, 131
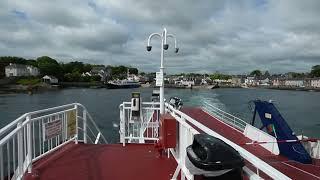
81, 72, 92, 77
285, 79, 304, 87
42, 75, 58, 84
231, 77, 242, 86
244, 76, 256, 86
175, 79, 195, 87
5, 63, 39, 77
90, 66, 105, 77
311, 79, 320, 88
127, 74, 140, 82
26, 65, 40, 76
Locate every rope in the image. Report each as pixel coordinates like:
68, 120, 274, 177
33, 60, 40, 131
242, 138, 319, 145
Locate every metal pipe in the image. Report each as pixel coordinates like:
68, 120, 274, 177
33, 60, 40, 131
17, 122, 23, 176
83, 110, 87, 144
146, 28, 178, 114
75, 104, 79, 144
167, 34, 177, 48
27, 115, 32, 173
160, 31, 165, 114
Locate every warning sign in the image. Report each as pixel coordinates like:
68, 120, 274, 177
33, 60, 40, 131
43, 119, 62, 141
67, 110, 77, 138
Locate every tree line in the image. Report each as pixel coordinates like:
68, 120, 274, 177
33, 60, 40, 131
249, 65, 320, 78
0, 56, 139, 82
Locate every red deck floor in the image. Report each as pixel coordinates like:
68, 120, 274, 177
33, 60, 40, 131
23, 107, 320, 180
182, 107, 320, 180
26, 143, 177, 180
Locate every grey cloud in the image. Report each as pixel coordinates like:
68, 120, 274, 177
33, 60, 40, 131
1, 0, 320, 74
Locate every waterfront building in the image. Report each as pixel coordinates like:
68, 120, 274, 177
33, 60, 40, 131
244, 76, 257, 86
273, 78, 286, 86
42, 75, 58, 84
81, 72, 92, 77
259, 78, 270, 86
284, 79, 304, 87
304, 78, 312, 88
272, 79, 281, 86
90, 66, 106, 81
311, 79, 320, 88
231, 77, 242, 86
5, 63, 39, 77
174, 79, 195, 87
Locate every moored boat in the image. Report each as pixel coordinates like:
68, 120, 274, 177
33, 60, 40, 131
106, 79, 140, 89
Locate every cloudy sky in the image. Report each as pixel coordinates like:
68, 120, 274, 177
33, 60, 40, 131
1, 0, 320, 74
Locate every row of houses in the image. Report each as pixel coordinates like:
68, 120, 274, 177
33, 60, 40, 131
81, 66, 145, 82
166, 75, 214, 87
272, 78, 320, 88
243, 76, 320, 88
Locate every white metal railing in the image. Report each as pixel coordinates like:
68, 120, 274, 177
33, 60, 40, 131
203, 101, 280, 155
0, 103, 106, 180
117, 100, 290, 179
119, 102, 160, 145
299, 136, 320, 159
202, 101, 247, 131
165, 103, 291, 180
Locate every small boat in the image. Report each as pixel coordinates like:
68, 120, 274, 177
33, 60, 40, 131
106, 79, 140, 89
106, 69, 141, 89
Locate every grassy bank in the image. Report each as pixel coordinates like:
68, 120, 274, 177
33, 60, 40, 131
16, 78, 41, 85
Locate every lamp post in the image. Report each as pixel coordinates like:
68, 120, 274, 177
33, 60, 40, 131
147, 28, 179, 114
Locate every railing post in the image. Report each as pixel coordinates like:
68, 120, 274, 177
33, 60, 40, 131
26, 115, 32, 173
83, 109, 87, 144
17, 122, 23, 177
75, 104, 79, 144
119, 105, 125, 146
0, 146, 3, 180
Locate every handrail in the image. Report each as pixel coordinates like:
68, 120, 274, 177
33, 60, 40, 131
80, 106, 108, 144
0, 103, 106, 180
0, 103, 77, 136
119, 101, 160, 145
165, 103, 291, 180
202, 101, 248, 131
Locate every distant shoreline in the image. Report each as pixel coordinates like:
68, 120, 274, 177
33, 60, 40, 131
259, 86, 320, 92
1, 83, 320, 95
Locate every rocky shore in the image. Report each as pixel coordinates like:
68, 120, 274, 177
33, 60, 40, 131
0, 83, 60, 94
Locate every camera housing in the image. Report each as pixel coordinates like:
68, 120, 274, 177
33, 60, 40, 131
146, 46, 152, 51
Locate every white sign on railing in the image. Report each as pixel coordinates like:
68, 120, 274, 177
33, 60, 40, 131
43, 119, 62, 141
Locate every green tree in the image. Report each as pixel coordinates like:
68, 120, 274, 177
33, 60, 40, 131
129, 67, 138, 75
139, 72, 146, 76
250, 70, 262, 77
26, 59, 38, 67
209, 73, 232, 80
111, 65, 128, 79
83, 64, 92, 72
61, 61, 86, 74
311, 65, 320, 77
36, 56, 63, 78
264, 70, 270, 77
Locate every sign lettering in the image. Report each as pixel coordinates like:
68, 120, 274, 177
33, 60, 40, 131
43, 119, 62, 141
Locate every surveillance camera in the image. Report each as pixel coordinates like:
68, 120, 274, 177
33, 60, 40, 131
163, 44, 169, 50
147, 46, 152, 51
175, 48, 179, 53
